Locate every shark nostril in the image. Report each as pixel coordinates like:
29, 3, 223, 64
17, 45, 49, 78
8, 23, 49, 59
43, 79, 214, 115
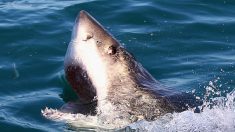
96, 40, 102, 45
107, 46, 116, 55
87, 34, 93, 39
82, 33, 93, 41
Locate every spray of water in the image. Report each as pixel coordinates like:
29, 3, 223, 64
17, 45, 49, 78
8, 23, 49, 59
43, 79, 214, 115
42, 80, 235, 131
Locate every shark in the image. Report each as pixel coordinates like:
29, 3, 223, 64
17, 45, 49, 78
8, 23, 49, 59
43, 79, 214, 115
63, 10, 201, 128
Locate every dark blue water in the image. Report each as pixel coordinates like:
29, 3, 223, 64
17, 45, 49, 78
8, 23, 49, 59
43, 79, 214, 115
0, 0, 235, 131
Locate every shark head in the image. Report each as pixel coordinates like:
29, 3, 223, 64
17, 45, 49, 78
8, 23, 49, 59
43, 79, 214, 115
64, 10, 137, 103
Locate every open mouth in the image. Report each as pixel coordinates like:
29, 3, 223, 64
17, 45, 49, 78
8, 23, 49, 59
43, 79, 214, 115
64, 10, 121, 104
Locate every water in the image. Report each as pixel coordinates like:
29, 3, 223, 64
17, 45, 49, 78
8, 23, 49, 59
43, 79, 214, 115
0, 0, 235, 131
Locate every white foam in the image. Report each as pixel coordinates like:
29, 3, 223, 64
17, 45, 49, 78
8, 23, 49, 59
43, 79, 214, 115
42, 83, 235, 131
130, 89, 235, 132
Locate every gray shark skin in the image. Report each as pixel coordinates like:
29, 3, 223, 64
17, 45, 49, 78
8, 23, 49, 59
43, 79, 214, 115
64, 10, 201, 128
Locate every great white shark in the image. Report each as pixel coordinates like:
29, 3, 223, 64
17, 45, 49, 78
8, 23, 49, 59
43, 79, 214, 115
63, 10, 201, 128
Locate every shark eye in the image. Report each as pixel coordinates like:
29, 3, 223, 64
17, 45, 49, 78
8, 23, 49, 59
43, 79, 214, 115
107, 46, 116, 55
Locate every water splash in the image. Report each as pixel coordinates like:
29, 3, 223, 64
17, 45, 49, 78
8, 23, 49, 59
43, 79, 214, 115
42, 82, 235, 131
129, 78, 235, 132
130, 89, 235, 131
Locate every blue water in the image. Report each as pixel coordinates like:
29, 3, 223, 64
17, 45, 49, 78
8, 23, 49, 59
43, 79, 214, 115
0, 0, 235, 131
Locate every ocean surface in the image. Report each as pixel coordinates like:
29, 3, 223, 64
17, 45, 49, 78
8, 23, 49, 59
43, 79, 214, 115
0, 0, 235, 131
